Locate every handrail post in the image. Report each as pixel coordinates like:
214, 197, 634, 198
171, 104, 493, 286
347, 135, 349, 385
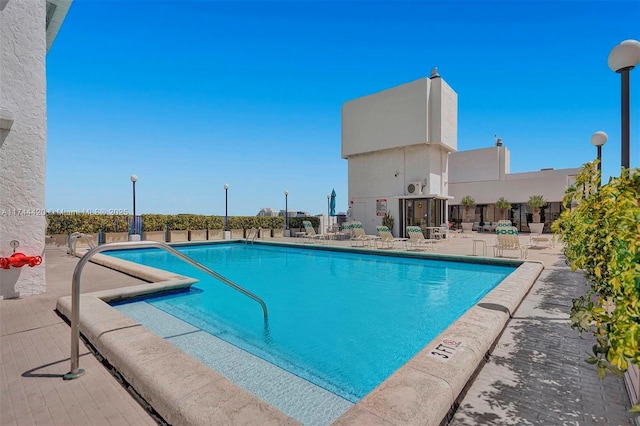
63, 240, 268, 380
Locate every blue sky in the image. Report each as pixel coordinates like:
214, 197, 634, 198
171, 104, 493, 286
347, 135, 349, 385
45, 0, 640, 216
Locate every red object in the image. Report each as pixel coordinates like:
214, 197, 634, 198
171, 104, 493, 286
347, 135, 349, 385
0, 253, 43, 269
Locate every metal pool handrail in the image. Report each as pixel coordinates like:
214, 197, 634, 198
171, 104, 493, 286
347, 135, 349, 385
63, 240, 268, 380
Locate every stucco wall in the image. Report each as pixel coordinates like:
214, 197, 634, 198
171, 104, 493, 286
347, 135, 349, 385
0, 0, 47, 298
449, 146, 506, 183
428, 77, 457, 152
342, 78, 430, 158
347, 145, 450, 235
449, 168, 580, 205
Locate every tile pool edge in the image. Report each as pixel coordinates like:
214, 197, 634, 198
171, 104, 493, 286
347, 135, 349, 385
55, 279, 299, 426
57, 244, 544, 426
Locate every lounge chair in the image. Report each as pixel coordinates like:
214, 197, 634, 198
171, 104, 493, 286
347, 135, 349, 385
349, 221, 378, 247
302, 220, 329, 244
405, 226, 436, 251
375, 226, 408, 249
493, 227, 528, 259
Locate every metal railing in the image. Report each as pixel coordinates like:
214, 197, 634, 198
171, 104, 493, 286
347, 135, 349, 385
245, 227, 259, 243
68, 232, 96, 256
63, 240, 268, 380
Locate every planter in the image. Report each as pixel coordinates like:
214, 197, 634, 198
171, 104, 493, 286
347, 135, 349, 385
74, 233, 99, 248
46, 234, 68, 247
259, 228, 272, 239
103, 232, 129, 244
143, 231, 166, 242
230, 229, 244, 239
207, 229, 223, 240
461, 222, 474, 232
189, 230, 207, 242
625, 362, 639, 406
168, 230, 188, 242
528, 223, 545, 234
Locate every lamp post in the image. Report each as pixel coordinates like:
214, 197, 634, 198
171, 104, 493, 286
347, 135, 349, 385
129, 174, 140, 241
224, 183, 229, 238
608, 39, 640, 169
591, 131, 608, 187
284, 190, 289, 233
327, 194, 330, 232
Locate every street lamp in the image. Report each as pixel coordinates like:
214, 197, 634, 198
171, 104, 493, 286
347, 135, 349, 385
591, 131, 608, 187
130, 174, 138, 239
608, 39, 640, 169
224, 183, 229, 233
327, 194, 330, 231
284, 190, 289, 231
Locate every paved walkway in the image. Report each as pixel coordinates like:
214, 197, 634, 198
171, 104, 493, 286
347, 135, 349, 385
450, 253, 636, 425
1, 236, 636, 425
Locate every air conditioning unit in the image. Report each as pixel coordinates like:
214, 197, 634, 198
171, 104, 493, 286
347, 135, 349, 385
407, 181, 423, 195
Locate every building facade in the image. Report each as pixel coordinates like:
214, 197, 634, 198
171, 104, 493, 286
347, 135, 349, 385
342, 69, 457, 237
0, 0, 72, 298
342, 72, 578, 237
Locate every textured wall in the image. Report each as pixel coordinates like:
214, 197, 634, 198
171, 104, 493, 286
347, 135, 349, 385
0, 0, 47, 298
341, 78, 430, 158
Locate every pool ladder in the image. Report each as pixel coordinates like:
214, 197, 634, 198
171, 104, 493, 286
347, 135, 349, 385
68, 232, 96, 256
245, 227, 259, 244
63, 240, 268, 381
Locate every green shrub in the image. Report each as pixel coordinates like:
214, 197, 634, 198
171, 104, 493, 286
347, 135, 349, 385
382, 213, 394, 233
205, 216, 224, 229
141, 214, 167, 232
102, 215, 130, 232
552, 163, 639, 396
289, 216, 319, 229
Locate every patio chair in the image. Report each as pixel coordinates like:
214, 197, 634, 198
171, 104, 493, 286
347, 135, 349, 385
349, 221, 378, 247
405, 226, 436, 251
302, 220, 329, 244
493, 227, 528, 259
375, 226, 408, 249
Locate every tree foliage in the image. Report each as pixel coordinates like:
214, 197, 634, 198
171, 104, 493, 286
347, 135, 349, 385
552, 162, 639, 399
527, 194, 547, 223
495, 197, 512, 220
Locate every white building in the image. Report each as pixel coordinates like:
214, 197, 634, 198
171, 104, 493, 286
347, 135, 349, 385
257, 207, 279, 217
0, 0, 72, 298
342, 70, 579, 237
342, 69, 456, 237
449, 145, 579, 232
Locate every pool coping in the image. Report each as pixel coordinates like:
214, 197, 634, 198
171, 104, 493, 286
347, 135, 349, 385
56, 241, 544, 426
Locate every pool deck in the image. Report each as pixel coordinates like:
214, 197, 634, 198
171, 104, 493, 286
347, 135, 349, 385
1, 234, 636, 425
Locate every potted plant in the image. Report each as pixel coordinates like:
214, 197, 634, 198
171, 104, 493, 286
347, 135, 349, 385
103, 215, 130, 243
495, 197, 512, 221
527, 195, 546, 234
206, 215, 224, 240
460, 195, 476, 232
187, 215, 207, 242
227, 216, 245, 239
382, 212, 395, 236
167, 215, 189, 242
142, 214, 167, 242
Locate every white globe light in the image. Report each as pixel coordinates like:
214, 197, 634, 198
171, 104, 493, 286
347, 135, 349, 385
608, 39, 640, 72
130, 174, 138, 182
224, 183, 229, 190
590, 131, 608, 147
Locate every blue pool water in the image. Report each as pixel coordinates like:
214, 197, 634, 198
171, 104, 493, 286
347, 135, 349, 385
108, 243, 515, 403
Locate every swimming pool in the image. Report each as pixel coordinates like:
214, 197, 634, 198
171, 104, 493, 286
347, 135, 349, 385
107, 243, 515, 404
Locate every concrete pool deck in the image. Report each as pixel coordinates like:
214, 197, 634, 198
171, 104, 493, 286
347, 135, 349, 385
1, 235, 636, 425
